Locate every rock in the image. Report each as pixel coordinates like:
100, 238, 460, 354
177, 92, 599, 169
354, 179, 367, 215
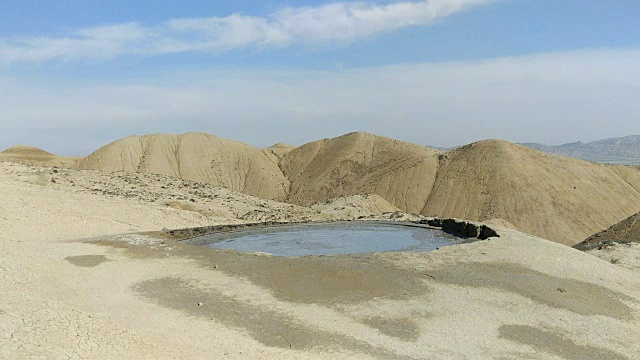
198, 302, 204, 306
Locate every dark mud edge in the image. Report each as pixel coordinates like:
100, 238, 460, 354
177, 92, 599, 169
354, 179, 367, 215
164, 218, 499, 242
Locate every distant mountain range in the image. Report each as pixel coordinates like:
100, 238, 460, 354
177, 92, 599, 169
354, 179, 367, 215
520, 135, 640, 165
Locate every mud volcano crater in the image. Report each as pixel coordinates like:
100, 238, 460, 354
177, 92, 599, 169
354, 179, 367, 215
177, 219, 499, 257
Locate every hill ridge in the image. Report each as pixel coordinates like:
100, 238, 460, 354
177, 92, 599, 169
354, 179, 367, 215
1, 145, 55, 156
75, 131, 640, 245
522, 135, 640, 165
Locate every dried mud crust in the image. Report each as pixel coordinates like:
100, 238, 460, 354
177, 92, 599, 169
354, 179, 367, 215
92, 234, 636, 359
94, 237, 433, 358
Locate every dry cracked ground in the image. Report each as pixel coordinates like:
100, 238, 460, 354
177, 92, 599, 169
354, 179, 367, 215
1, 162, 639, 359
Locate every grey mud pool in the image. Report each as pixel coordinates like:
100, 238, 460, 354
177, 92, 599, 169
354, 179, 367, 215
186, 221, 472, 257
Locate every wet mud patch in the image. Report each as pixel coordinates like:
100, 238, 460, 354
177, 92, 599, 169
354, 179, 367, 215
64, 255, 108, 268
134, 277, 412, 359
362, 316, 422, 341
95, 233, 431, 305
429, 262, 634, 320
189, 250, 429, 304
499, 325, 629, 360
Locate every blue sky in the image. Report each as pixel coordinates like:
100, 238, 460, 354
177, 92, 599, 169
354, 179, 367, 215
1, 0, 640, 155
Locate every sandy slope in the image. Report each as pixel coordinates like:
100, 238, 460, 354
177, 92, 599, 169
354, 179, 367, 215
424, 140, 640, 245
75, 132, 640, 245
311, 194, 400, 219
575, 210, 640, 273
0, 145, 79, 168
76, 132, 290, 201
281, 132, 440, 214
577, 210, 640, 250
1, 161, 639, 359
267, 143, 296, 159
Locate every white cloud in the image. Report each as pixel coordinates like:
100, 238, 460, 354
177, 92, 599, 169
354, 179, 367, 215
1, 48, 639, 155
0, 0, 494, 65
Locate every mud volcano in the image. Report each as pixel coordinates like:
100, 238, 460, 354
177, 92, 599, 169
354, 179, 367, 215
186, 221, 473, 257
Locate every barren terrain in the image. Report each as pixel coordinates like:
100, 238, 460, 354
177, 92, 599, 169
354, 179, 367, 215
74, 132, 640, 245
1, 160, 639, 359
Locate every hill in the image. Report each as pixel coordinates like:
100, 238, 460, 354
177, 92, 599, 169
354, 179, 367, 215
3, 161, 640, 359
280, 132, 440, 213
574, 210, 640, 273
75, 132, 290, 201
267, 143, 296, 159
575, 211, 640, 250
1, 145, 55, 157
77, 131, 640, 245
522, 135, 640, 165
423, 140, 640, 245
0, 145, 79, 167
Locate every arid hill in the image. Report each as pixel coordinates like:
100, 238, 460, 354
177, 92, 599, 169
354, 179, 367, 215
281, 132, 440, 214
575, 211, 640, 250
76, 132, 290, 201
76, 131, 640, 245
0, 145, 79, 167
3, 160, 640, 359
1, 145, 54, 157
267, 143, 296, 159
424, 140, 640, 245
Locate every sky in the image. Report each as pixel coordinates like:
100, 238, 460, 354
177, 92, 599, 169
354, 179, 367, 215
1, 0, 639, 155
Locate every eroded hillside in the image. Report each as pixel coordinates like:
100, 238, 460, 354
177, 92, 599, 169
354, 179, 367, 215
280, 132, 440, 213
76, 132, 290, 201
73, 131, 640, 245
424, 140, 640, 245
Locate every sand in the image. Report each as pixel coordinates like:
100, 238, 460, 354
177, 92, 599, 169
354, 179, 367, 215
577, 210, 640, 250
72, 131, 640, 245
1, 160, 639, 359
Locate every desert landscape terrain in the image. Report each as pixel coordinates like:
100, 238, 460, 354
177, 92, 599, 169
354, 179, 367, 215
4, 1, 639, 358
1, 133, 640, 359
